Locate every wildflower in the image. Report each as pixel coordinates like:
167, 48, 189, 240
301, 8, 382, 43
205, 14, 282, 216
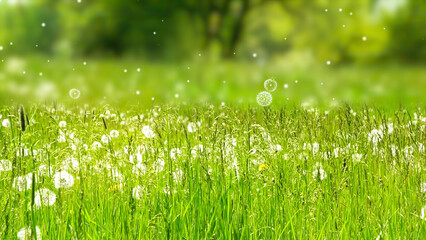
33, 188, 56, 209
368, 129, 383, 145
142, 125, 155, 138
62, 158, 80, 172
59, 121, 67, 128
187, 122, 197, 133
92, 141, 101, 150
313, 162, 327, 181
101, 135, 109, 144
333, 147, 342, 158
421, 183, 426, 193
154, 158, 165, 172
418, 143, 425, 153
13, 173, 37, 191
132, 163, 147, 175
352, 153, 363, 162
105, 165, 123, 182
17, 226, 42, 240
390, 145, 398, 157
132, 185, 144, 199
170, 148, 181, 159
0, 159, 12, 171
312, 142, 320, 154
259, 163, 268, 171
376, 231, 383, 240
2, 119, 10, 128
57, 131, 66, 143
173, 169, 183, 182
110, 130, 119, 138
191, 144, 203, 157
403, 146, 414, 159
421, 205, 426, 220
108, 184, 122, 192
130, 152, 143, 164
53, 170, 74, 189
38, 164, 53, 176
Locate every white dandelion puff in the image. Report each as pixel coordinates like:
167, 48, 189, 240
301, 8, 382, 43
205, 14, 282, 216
33, 188, 56, 209
132, 185, 145, 200
62, 158, 80, 172
312, 142, 320, 155
421, 183, 426, 193
142, 125, 155, 138
57, 130, 66, 143
173, 169, 183, 183
256, 91, 273, 107
170, 148, 181, 159
132, 163, 147, 176
154, 159, 165, 172
53, 170, 74, 189
352, 153, 363, 162
59, 121, 67, 128
2, 119, 11, 128
101, 135, 109, 144
272, 144, 282, 152
368, 129, 383, 145
130, 153, 143, 164
420, 205, 426, 220
0, 159, 12, 171
69, 88, 80, 99
313, 163, 327, 181
110, 130, 119, 138
37, 164, 53, 176
17, 226, 42, 240
191, 144, 204, 157
92, 141, 102, 150
13, 173, 37, 191
264, 79, 278, 92
187, 122, 197, 133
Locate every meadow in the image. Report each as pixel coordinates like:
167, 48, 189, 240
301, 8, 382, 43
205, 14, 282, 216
1, 100, 426, 239
1, 56, 426, 108
1, 0, 426, 238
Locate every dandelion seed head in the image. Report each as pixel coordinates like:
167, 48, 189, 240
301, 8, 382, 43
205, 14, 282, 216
59, 121, 66, 128
110, 130, 119, 138
0, 159, 12, 171
132, 185, 145, 199
256, 91, 272, 107
53, 170, 74, 189
2, 119, 10, 128
33, 188, 56, 209
69, 88, 80, 99
264, 79, 277, 92
187, 122, 197, 133
17, 226, 42, 240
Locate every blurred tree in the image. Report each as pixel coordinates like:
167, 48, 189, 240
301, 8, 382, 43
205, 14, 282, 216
387, 0, 426, 61
0, 0, 423, 62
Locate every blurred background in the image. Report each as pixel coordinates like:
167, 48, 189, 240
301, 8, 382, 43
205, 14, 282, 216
0, 0, 425, 108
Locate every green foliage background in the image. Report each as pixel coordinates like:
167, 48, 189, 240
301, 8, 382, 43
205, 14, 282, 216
0, 0, 425, 62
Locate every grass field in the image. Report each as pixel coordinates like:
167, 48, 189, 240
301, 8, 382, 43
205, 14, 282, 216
1, 57, 426, 239
1, 56, 426, 109
1, 103, 426, 239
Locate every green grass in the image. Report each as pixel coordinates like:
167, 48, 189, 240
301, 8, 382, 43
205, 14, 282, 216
1, 104, 426, 239
1, 56, 426, 109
